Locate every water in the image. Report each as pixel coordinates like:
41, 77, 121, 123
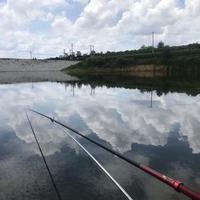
0, 82, 200, 200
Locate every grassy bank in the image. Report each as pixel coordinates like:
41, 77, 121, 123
63, 43, 200, 77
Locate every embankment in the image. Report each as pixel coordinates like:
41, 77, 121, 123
71, 64, 167, 77
0, 59, 79, 84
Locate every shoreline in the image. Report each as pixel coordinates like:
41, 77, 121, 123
64, 64, 168, 78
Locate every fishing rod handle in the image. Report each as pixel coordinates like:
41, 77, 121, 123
179, 185, 200, 200
141, 165, 200, 200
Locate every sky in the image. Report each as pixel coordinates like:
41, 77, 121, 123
0, 0, 200, 58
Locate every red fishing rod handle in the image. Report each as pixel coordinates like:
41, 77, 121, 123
140, 165, 200, 200
178, 185, 200, 200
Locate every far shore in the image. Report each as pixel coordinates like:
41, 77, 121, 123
65, 64, 168, 78
0, 59, 79, 84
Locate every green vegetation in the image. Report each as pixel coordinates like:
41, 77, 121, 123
63, 43, 200, 76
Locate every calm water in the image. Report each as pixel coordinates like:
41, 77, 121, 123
0, 82, 200, 200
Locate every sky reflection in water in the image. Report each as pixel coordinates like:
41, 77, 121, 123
0, 82, 200, 200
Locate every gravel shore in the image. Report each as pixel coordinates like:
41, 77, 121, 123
0, 59, 78, 83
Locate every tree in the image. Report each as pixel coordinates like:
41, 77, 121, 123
76, 51, 82, 57
90, 50, 96, 55
157, 41, 165, 49
163, 46, 171, 63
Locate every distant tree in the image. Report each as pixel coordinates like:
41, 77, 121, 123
105, 51, 111, 55
188, 43, 200, 49
163, 46, 171, 63
76, 51, 82, 57
157, 41, 165, 49
90, 50, 96, 55
141, 45, 146, 49
83, 53, 88, 58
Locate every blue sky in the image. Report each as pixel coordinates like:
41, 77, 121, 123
0, 0, 200, 58
66, 0, 86, 21
177, 0, 185, 7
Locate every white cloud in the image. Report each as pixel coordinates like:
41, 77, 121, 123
51, 15, 72, 33
0, 0, 200, 57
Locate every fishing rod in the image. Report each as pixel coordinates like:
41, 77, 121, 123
29, 109, 200, 200
59, 125, 133, 200
25, 112, 62, 200
27, 111, 133, 200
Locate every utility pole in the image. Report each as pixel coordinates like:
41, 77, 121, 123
89, 45, 95, 55
71, 43, 74, 55
89, 45, 92, 54
30, 50, 32, 59
150, 89, 153, 108
63, 49, 67, 58
152, 32, 156, 76
69, 43, 74, 60
90, 87, 95, 96
152, 32, 155, 54
71, 84, 75, 96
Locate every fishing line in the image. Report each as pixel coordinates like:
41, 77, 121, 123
55, 124, 134, 200
25, 112, 62, 200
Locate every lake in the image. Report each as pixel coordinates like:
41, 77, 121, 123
0, 81, 200, 200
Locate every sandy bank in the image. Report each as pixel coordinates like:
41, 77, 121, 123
0, 59, 78, 84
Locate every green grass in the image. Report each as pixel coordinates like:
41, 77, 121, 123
63, 43, 200, 76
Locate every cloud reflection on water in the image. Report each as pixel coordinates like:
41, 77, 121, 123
0, 82, 200, 200
0, 82, 200, 155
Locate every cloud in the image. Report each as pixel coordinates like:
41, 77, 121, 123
0, 0, 200, 58
51, 15, 72, 33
